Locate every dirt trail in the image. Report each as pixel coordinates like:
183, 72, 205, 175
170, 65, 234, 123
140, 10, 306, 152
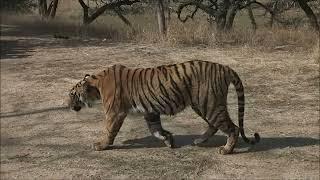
1, 33, 319, 179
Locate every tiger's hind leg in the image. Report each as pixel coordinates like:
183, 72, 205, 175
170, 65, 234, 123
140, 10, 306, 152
144, 113, 175, 148
213, 111, 239, 155
191, 106, 218, 145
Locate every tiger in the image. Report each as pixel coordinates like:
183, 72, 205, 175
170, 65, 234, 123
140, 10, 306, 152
68, 60, 260, 154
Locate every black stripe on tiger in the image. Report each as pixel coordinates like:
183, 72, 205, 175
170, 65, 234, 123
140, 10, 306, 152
202, 63, 211, 118
145, 68, 165, 113
137, 69, 149, 112
213, 63, 220, 96
207, 64, 217, 120
180, 63, 193, 104
129, 69, 138, 110
157, 75, 176, 114
144, 69, 167, 113
218, 64, 225, 97
118, 65, 125, 107
168, 73, 185, 108
173, 64, 182, 80
191, 62, 201, 106
107, 65, 118, 112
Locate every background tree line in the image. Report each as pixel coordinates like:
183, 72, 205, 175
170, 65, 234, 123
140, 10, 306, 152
1, 0, 319, 35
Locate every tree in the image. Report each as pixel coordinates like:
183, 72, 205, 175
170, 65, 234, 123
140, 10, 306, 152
1, 0, 36, 13
175, 0, 320, 32
156, 0, 167, 34
296, 0, 319, 32
176, 0, 243, 31
253, 0, 319, 28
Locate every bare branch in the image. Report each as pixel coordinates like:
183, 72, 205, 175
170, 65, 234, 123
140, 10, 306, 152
238, 0, 286, 26
177, 5, 199, 23
239, 0, 319, 29
176, 0, 219, 23
113, 7, 133, 29
239, 1, 274, 16
78, 0, 89, 9
79, 0, 140, 25
296, 0, 320, 32
46, 0, 54, 17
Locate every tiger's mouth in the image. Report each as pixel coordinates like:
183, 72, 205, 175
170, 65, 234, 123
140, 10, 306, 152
72, 106, 82, 111
70, 100, 85, 111
69, 97, 98, 111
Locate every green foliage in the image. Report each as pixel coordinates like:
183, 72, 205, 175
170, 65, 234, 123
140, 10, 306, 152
1, 0, 37, 13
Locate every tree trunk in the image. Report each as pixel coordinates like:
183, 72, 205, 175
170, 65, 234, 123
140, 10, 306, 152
156, 0, 166, 35
246, 5, 257, 30
50, 0, 59, 19
216, 15, 226, 31
79, 0, 108, 25
269, 1, 279, 28
167, 0, 171, 23
78, 0, 89, 24
38, 0, 47, 18
269, 13, 274, 27
38, 0, 58, 19
296, 0, 319, 32
216, 0, 230, 31
225, 4, 238, 30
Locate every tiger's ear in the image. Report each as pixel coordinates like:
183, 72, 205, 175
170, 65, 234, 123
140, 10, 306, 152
84, 74, 97, 80
84, 74, 90, 79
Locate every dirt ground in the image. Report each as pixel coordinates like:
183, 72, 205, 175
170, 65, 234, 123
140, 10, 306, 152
1, 25, 319, 179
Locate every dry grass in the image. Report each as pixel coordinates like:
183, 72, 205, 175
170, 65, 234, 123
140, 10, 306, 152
1, 34, 319, 179
0, 13, 132, 40
313, 38, 320, 64
136, 18, 318, 56
1, 12, 319, 54
216, 27, 318, 49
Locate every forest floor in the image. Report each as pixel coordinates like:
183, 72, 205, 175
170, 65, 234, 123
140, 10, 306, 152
1, 24, 319, 179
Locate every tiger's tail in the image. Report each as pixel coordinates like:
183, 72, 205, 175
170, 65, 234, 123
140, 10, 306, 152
229, 68, 260, 145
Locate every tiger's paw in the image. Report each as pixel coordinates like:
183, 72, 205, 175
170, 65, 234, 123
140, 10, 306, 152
218, 146, 232, 155
93, 142, 109, 151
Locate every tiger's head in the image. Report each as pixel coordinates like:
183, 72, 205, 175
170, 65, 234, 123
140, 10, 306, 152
68, 74, 101, 111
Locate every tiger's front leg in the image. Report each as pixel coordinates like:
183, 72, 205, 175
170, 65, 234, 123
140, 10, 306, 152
93, 111, 127, 151
144, 113, 175, 148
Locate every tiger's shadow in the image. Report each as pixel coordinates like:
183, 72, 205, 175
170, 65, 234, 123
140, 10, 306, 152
115, 135, 319, 153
